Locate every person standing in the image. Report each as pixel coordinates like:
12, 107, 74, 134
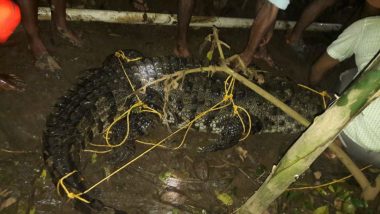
174, 0, 290, 67
310, 16, 380, 167
17, 0, 82, 72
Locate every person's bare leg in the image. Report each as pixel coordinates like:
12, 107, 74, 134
239, 1, 278, 67
17, 0, 47, 58
286, 0, 336, 45
17, 0, 61, 71
242, 0, 275, 67
51, 0, 82, 46
174, 0, 194, 57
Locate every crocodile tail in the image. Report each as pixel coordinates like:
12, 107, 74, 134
43, 65, 136, 212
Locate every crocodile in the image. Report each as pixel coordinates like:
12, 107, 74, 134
42, 49, 322, 213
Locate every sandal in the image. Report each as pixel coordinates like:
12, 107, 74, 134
34, 52, 62, 73
0, 73, 25, 92
131, 0, 149, 11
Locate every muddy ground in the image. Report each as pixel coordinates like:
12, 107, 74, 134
1, 1, 379, 213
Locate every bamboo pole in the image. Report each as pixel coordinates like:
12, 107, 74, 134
238, 69, 380, 213
37, 7, 342, 31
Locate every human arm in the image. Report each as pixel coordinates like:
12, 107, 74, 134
309, 18, 364, 87
309, 52, 340, 87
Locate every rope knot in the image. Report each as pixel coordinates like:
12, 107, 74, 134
114, 50, 123, 58
67, 192, 76, 199
56, 171, 91, 204
320, 90, 332, 99
233, 104, 239, 114
223, 94, 233, 101
297, 84, 332, 109
115, 50, 142, 63
135, 100, 144, 107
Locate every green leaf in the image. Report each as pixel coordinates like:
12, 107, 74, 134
40, 169, 47, 179
328, 185, 335, 193
342, 201, 356, 214
171, 208, 180, 214
313, 205, 329, 214
159, 171, 175, 183
216, 192, 233, 206
351, 197, 367, 208
337, 189, 351, 200
316, 188, 329, 196
206, 50, 214, 61
29, 207, 36, 214
91, 153, 97, 164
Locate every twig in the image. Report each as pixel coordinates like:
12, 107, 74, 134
0, 149, 35, 154
287, 165, 372, 191
212, 27, 226, 61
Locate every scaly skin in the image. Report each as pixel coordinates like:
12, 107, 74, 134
43, 50, 322, 213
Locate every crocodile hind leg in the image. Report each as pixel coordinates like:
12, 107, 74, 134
197, 115, 244, 153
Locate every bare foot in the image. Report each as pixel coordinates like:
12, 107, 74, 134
34, 52, 62, 72
28, 38, 62, 72
54, 26, 83, 47
285, 28, 308, 56
29, 37, 48, 59
132, 0, 149, 11
254, 46, 275, 67
174, 45, 191, 58
0, 74, 25, 92
285, 27, 303, 45
238, 51, 252, 68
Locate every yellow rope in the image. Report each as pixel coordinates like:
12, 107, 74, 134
287, 165, 372, 191
102, 52, 162, 148
114, 50, 142, 98
56, 51, 253, 202
136, 97, 230, 150
224, 76, 252, 141
83, 149, 112, 154
114, 50, 143, 63
297, 84, 332, 109
236, 105, 252, 141
56, 171, 90, 203
104, 101, 142, 147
